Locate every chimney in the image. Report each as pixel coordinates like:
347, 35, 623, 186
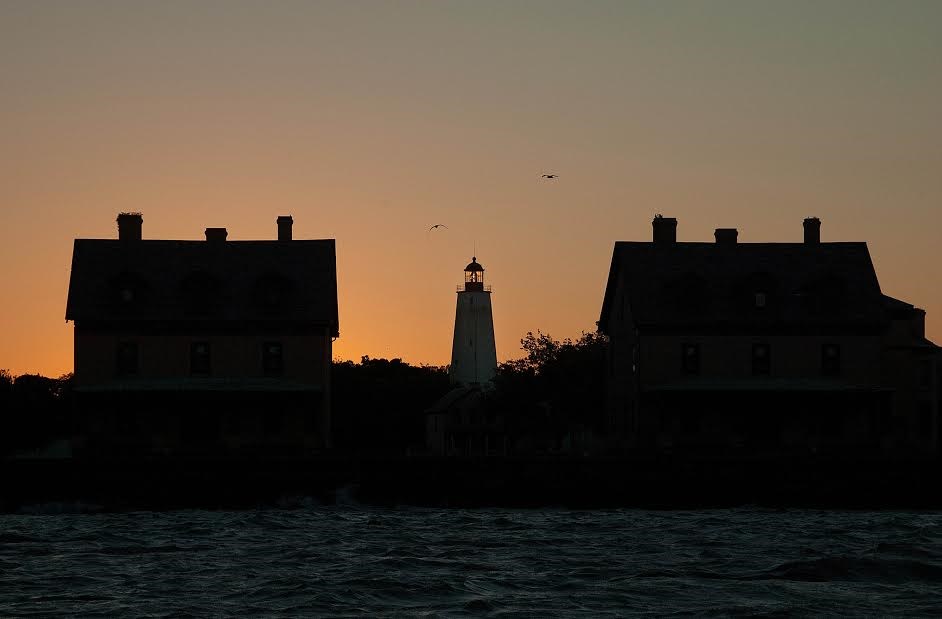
714, 228, 738, 244
803, 217, 821, 244
652, 215, 677, 244
117, 213, 143, 241
205, 228, 228, 242
277, 215, 293, 241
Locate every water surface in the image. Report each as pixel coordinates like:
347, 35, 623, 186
2, 504, 941, 616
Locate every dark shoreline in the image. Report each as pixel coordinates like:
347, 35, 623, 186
3, 455, 941, 513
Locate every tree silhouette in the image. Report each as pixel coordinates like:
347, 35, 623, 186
331, 357, 450, 453
0, 371, 74, 456
493, 329, 608, 451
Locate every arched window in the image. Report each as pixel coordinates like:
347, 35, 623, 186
663, 272, 710, 316
252, 272, 296, 312
739, 272, 779, 314
180, 271, 223, 316
108, 271, 148, 312
799, 273, 847, 317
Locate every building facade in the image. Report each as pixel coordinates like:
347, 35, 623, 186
65, 213, 339, 456
599, 216, 938, 456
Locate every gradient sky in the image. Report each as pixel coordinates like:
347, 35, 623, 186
2, 1, 941, 376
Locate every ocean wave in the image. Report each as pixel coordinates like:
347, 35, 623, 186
758, 556, 942, 583
2, 508, 942, 616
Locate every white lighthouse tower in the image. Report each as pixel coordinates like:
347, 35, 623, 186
449, 257, 498, 386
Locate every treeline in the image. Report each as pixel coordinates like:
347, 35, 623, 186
0, 370, 74, 456
331, 329, 608, 453
331, 357, 451, 452
332, 331, 608, 453
492, 330, 608, 450
1, 328, 608, 456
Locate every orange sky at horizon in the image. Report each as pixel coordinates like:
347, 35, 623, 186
2, 1, 941, 377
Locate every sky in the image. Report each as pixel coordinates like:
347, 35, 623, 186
2, 1, 941, 376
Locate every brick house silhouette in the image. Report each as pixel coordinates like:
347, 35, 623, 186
599, 216, 939, 455
65, 213, 338, 455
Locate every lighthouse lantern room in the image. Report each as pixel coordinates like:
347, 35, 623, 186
464, 258, 486, 291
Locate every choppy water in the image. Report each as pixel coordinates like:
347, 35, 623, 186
2, 503, 942, 616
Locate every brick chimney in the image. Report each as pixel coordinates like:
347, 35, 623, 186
277, 215, 293, 241
803, 217, 821, 244
714, 228, 738, 244
652, 215, 677, 244
205, 228, 228, 242
117, 213, 143, 241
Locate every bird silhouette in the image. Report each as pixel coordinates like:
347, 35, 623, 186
428, 224, 448, 231
541, 174, 558, 179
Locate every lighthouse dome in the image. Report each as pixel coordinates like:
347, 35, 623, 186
464, 257, 484, 272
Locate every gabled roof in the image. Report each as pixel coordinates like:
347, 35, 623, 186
599, 241, 888, 332
65, 239, 339, 335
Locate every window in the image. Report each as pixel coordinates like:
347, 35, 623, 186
190, 342, 211, 375
682, 343, 700, 375
822, 343, 841, 377
752, 343, 770, 376
754, 292, 767, 308
115, 341, 139, 377
263, 342, 284, 376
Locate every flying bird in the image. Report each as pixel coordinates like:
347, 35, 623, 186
541, 174, 558, 179
428, 224, 448, 231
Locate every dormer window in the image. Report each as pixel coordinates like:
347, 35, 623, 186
741, 271, 777, 313
110, 271, 147, 310
253, 272, 294, 311
665, 272, 710, 314
180, 271, 223, 316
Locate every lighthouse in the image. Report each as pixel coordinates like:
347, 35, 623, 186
449, 257, 498, 386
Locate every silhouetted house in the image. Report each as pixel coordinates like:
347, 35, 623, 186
65, 213, 339, 456
599, 216, 938, 456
